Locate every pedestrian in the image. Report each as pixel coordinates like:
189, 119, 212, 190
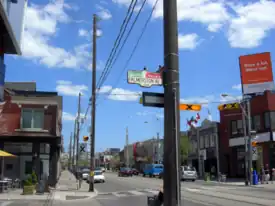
264, 164, 270, 184
261, 165, 265, 184
272, 168, 275, 184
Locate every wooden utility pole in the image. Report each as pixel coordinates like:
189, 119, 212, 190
76, 92, 81, 189
89, 14, 97, 192
72, 119, 77, 169
68, 132, 72, 170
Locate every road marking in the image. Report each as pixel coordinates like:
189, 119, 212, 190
113, 192, 128, 197
143, 189, 158, 194
129, 190, 145, 196
185, 188, 201, 192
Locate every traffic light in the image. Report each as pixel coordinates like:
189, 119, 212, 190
218, 102, 240, 111
179, 104, 201, 111
83, 136, 89, 142
252, 141, 258, 147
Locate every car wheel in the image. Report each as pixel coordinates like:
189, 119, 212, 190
143, 174, 145, 177
192, 179, 195, 182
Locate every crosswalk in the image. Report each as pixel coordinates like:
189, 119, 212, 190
96, 189, 159, 199
183, 185, 239, 193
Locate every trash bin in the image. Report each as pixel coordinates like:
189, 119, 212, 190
252, 170, 258, 185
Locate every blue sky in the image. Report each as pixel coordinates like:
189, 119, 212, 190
4, 0, 275, 152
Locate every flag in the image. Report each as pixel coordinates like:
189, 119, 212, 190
208, 109, 212, 121
196, 113, 200, 120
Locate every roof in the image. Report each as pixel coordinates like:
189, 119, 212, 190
5, 88, 58, 97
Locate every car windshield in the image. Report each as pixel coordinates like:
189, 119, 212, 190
95, 171, 102, 176
183, 166, 196, 171
121, 167, 130, 171
82, 169, 90, 173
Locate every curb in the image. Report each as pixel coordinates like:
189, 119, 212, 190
57, 189, 98, 202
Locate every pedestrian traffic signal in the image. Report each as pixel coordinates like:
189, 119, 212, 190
179, 104, 201, 111
83, 136, 89, 142
218, 103, 240, 111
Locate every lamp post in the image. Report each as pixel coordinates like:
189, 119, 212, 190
221, 94, 254, 186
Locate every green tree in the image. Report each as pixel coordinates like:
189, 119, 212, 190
180, 135, 189, 164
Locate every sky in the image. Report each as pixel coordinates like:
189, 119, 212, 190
4, 0, 275, 152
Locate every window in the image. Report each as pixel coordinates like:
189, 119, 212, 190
210, 134, 215, 147
5, 164, 13, 170
264, 112, 271, 129
22, 109, 44, 129
200, 136, 204, 149
231, 120, 243, 135
205, 135, 209, 148
252, 115, 261, 131
271, 112, 275, 130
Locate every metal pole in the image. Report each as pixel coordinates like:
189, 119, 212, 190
126, 126, 129, 167
197, 129, 202, 178
68, 132, 72, 170
215, 129, 220, 182
157, 132, 160, 163
247, 100, 253, 185
76, 92, 81, 188
242, 101, 249, 186
163, 0, 180, 203
89, 14, 97, 192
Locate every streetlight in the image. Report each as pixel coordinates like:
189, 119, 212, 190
221, 93, 253, 186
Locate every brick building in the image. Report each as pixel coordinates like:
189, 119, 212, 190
219, 91, 275, 178
0, 82, 63, 186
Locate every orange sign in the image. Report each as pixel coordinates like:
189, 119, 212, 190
179, 104, 201, 111
239, 52, 273, 84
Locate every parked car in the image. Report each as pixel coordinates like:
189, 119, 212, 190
131, 168, 139, 175
158, 170, 163, 179
101, 167, 106, 172
181, 166, 197, 181
143, 164, 163, 177
81, 168, 90, 180
118, 167, 132, 177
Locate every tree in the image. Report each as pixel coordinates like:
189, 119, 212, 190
180, 135, 189, 164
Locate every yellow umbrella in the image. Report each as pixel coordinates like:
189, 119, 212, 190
0, 150, 16, 180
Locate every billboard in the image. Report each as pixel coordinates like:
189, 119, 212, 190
239, 52, 274, 94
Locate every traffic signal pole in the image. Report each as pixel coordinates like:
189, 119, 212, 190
242, 101, 249, 186
163, 0, 181, 205
89, 14, 97, 192
247, 100, 253, 185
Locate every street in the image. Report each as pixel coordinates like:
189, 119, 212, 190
1, 172, 275, 206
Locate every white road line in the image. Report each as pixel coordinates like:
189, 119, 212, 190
113, 192, 128, 197
185, 188, 201, 192
128, 190, 146, 196
143, 189, 159, 194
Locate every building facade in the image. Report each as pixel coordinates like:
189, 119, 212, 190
0, 82, 63, 186
187, 119, 220, 177
0, 0, 27, 101
219, 91, 275, 177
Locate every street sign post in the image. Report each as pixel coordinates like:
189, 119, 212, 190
80, 143, 86, 153
127, 70, 162, 87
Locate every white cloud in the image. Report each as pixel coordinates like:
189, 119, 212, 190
56, 80, 88, 96
180, 95, 216, 107
97, 85, 141, 101
78, 29, 89, 37
136, 111, 164, 119
63, 112, 89, 121
207, 23, 223, 32
21, 1, 91, 69
178, 33, 201, 50
97, 5, 112, 20
232, 84, 242, 90
219, 94, 242, 103
227, 0, 275, 48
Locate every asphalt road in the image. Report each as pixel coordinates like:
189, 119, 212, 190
3, 172, 275, 206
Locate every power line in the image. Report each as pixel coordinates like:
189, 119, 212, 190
97, 0, 148, 91
96, 0, 138, 89
96, 0, 159, 107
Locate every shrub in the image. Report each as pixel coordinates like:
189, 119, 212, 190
31, 171, 38, 185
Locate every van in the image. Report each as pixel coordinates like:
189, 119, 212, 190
143, 164, 164, 177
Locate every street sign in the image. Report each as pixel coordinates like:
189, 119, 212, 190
142, 92, 164, 108
127, 70, 162, 88
218, 103, 240, 111
179, 104, 201, 111
252, 147, 258, 160
80, 143, 86, 153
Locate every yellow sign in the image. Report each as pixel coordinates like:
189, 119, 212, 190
179, 104, 201, 111
218, 103, 240, 111
252, 141, 258, 147
83, 136, 89, 142
90, 171, 94, 176
139, 97, 143, 104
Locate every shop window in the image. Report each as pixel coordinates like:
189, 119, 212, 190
252, 115, 261, 131
5, 164, 13, 170
210, 134, 215, 147
270, 112, 275, 130
231, 121, 237, 135
205, 135, 209, 148
200, 136, 204, 149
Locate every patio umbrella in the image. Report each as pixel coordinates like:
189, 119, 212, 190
0, 150, 17, 180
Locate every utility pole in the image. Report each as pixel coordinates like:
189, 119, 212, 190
242, 101, 249, 186
156, 132, 160, 163
68, 132, 72, 170
247, 100, 253, 185
89, 14, 97, 192
163, 0, 181, 205
72, 119, 77, 170
126, 126, 129, 167
76, 92, 81, 189
214, 127, 220, 182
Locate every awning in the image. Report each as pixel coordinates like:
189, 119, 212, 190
0, 150, 16, 157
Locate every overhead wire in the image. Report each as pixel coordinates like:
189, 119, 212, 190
96, 0, 138, 89
96, 0, 160, 107
97, 0, 148, 94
